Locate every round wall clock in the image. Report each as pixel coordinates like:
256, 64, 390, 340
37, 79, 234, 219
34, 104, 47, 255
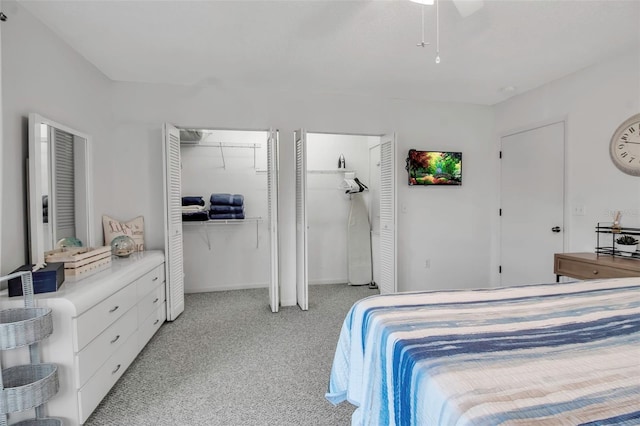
610, 113, 640, 176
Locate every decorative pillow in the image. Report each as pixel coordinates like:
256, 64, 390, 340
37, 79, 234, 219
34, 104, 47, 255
102, 215, 145, 251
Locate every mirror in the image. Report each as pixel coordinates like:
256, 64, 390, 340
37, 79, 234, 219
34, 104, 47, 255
28, 113, 94, 267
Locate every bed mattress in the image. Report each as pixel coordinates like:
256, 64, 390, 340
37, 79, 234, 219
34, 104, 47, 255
326, 278, 640, 425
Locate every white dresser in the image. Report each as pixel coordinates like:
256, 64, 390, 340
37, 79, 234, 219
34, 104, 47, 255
0, 250, 166, 425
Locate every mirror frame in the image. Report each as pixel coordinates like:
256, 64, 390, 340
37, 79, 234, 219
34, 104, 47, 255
28, 113, 94, 268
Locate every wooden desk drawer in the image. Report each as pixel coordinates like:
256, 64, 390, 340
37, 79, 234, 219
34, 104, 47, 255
555, 257, 640, 279
139, 302, 166, 351
75, 306, 137, 388
78, 331, 139, 424
138, 284, 166, 323
136, 264, 165, 300
75, 282, 137, 351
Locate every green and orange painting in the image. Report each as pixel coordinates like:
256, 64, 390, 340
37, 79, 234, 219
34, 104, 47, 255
406, 150, 462, 186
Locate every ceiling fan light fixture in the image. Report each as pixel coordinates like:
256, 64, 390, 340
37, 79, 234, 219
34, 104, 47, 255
409, 0, 435, 5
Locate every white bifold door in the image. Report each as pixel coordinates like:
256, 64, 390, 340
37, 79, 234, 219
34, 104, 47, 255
162, 123, 185, 320
378, 134, 397, 294
295, 129, 308, 311
267, 129, 280, 313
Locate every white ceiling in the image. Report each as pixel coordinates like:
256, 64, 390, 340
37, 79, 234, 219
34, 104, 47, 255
19, 0, 640, 105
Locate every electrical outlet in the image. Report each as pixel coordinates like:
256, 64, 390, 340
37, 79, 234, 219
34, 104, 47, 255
425, 259, 431, 269
401, 204, 408, 214
573, 206, 586, 216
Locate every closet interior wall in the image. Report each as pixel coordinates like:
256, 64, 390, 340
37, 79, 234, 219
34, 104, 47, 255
181, 129, 270, 292
306, 133, 380, 286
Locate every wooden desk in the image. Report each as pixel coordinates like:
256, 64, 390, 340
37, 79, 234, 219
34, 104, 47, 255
554, 252, 640, 281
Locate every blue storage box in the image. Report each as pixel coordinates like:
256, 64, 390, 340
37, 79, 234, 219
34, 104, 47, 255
7, 263, 65, 297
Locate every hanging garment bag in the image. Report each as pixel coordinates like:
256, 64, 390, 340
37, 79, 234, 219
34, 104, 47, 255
347, 193, 373, 285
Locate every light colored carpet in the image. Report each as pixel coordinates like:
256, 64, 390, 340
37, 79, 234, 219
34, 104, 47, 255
85, 284, 378, 425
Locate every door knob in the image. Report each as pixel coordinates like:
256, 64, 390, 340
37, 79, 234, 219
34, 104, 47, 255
551, 226, 561, 233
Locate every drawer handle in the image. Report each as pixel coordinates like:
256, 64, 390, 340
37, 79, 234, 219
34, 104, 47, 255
110, 335, 120, 344
112, 364, 121, 375
593, 270, 599, 275
153, 297, 159, 304
153, 319, 160, 325
152, 277, 159, 282
109, 305, 119, 313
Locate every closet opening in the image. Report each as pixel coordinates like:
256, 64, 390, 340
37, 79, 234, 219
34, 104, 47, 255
164, 126, 280, 314
294, 130, 396, 310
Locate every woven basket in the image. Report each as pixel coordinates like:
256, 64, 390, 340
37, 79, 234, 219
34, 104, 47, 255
0, 308, 53, 351
0, 364, 59, 414
13, 419, 62, 426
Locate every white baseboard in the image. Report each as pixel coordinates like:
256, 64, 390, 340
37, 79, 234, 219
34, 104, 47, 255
184, 281, 269, 294
308, 278, 347, 285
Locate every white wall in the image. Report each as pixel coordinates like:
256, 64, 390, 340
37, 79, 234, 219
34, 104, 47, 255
306, 133, 375, 285
180, 129, 270, 292
109, 82, 495, 304
1, 2, 495, 301
1, 1, 112, 275
492, 52, 640, 284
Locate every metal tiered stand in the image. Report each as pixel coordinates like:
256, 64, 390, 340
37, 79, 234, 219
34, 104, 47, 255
596, 222, 640, 259
0, 271, 60, 426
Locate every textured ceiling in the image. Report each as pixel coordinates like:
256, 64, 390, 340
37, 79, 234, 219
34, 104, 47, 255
19, 0, 640, 105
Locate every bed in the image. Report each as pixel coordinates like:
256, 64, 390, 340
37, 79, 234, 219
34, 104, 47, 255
326, 278, 640, 425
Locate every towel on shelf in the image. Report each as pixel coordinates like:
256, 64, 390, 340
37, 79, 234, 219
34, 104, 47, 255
209, 212, 245, 220
182, 205, 207, 213
210, 193, 244, 206
182, 196, 205, 207
182, 211, 209, 222
209, 205, 244, 214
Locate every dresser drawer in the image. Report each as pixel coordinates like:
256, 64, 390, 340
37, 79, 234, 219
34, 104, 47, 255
75, 306, 137, 388
75, 282, 137, 351
136, 265, 165, 300
555, 257, 640, 279
139, 302, 166, 351
78, 331, 139, 423
138, 284, 166, 323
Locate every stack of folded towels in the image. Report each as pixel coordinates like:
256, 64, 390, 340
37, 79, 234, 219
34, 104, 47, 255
209, 193, 245, 220
182, 196, 209, 222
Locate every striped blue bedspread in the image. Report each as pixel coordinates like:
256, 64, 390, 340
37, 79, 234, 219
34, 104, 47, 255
326, 278, 640, 425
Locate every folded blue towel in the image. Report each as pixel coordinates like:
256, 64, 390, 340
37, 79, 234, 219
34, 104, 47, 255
209, 205, 244, 214
210, 193, 244, 206
182, 211, 209, 222
209, 212, 245, 220
182, 196, 205, 207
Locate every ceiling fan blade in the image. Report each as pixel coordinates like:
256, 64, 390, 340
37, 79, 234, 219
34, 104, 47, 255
452, 0, 484, 18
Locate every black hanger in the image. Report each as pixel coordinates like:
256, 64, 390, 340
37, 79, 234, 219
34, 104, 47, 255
354, 177, 368, 192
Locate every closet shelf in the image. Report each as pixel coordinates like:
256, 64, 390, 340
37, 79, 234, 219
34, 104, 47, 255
183, 217, 263, 250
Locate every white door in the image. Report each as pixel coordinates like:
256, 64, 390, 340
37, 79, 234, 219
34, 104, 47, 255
0, 9, 3, 273
369, 144, 381, 287
162, 123, 185, 320
379, 134, 397, 294
267, 129, 280, 313
295, 129, 308, 310
500, 121, 565, 286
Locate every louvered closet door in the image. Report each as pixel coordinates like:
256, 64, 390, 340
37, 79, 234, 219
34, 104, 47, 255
52, 128, 76, 242
379, 134, 397, 294
267, 129, 280, 313
163, 124, 185, 320
295, 129, 308, 311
